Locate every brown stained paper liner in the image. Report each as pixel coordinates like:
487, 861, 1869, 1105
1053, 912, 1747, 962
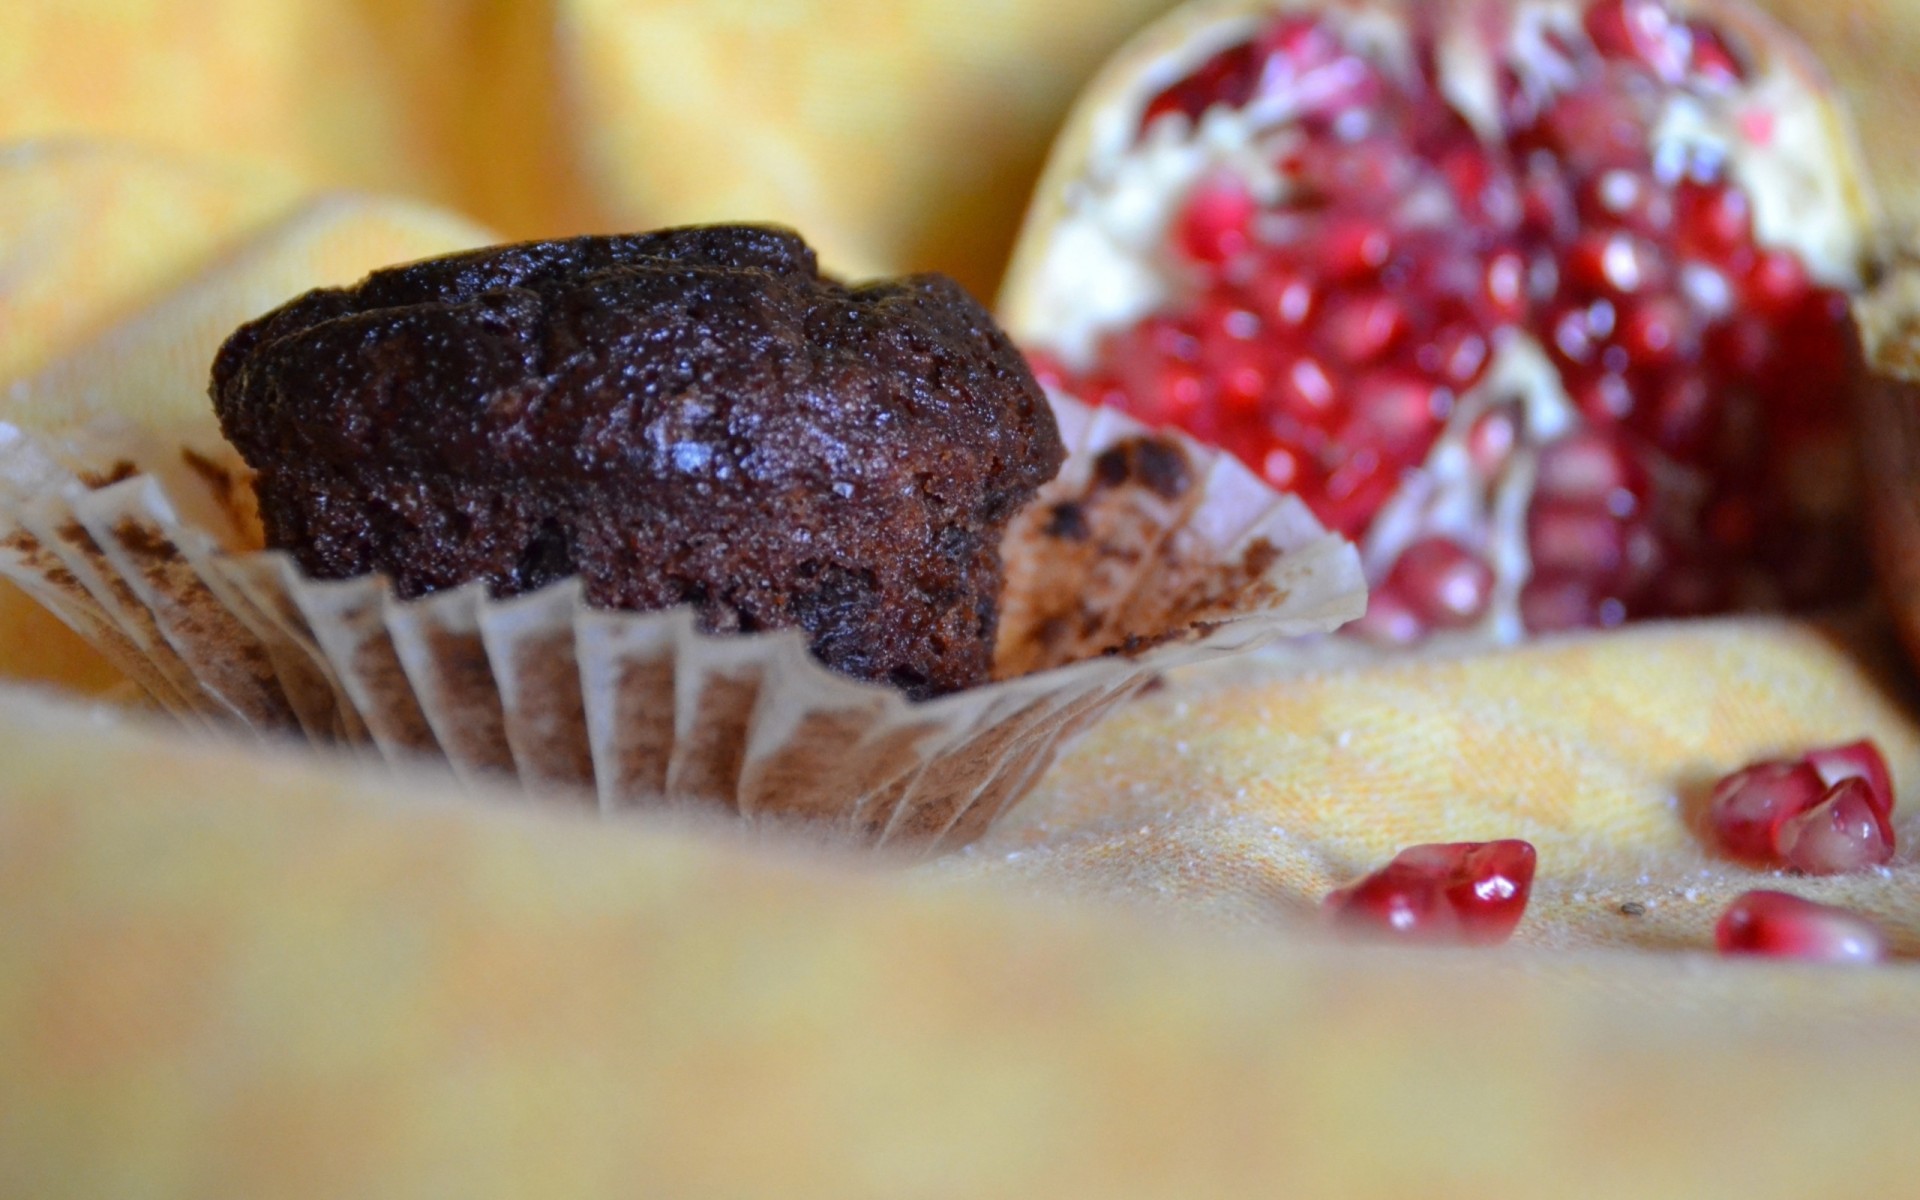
0, 394, 1365, 853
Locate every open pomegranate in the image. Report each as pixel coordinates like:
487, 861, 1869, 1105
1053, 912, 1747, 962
1001, 0, 1875, 645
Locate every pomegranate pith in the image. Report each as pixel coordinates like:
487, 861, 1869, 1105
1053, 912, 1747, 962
1715, 890, 1888, 963
1703, 740, 1897, 872
1024, 0, 1865, 645
1324, 839, 1537, 944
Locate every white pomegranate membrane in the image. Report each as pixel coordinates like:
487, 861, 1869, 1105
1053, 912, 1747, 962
1027, 0, 1864, 642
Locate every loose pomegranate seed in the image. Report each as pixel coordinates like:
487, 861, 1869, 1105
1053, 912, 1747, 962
1777, 777, 1896, 875
1805, 740, 1895, 814
1703, 741, 1897, 869
1716, 891, 1887, 964
1044, 0, 1861, 642
1324, 840, 1537, 945
1707, 759, 1827, 863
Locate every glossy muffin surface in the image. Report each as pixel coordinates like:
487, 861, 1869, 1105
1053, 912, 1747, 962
212, 225, 1063, 697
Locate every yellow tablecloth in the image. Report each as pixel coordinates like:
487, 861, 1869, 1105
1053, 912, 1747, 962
4, 2, 1920, 1195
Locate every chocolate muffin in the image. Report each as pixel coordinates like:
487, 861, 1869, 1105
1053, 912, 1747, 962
210, 225, 1063, 698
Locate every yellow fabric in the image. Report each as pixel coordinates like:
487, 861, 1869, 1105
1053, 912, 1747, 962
3, 2, 1920, 1195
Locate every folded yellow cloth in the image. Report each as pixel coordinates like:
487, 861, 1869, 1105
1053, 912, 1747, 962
4, 631, 1919, 1198
4, 2, 1920, 1195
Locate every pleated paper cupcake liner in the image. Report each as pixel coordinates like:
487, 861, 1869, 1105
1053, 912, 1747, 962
0, 393, 1365, 852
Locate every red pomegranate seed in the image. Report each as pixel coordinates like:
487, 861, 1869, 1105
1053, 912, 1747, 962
1676, 180, 1753, 253
1387, 537, 1495, 628
1648, 373, 1715, 458
1618, 521, 1666, 592
1442, 143, 1520, 228
1567, 231, 1661, 295
1703, 315, 1771, 377
1707, 759, 1827, 862
1584, 0, 1694, 82
1341, 371, 1445, 463
1704, 494, 1758, 552
1535, 429, 1644, 504
1419, 324, 1491, 388
1572, 371, 1635, 422
1318, 450, 1398, 538
1139, 42, 1259, 133
1272, 354, 1340, 422
1258, 442, 1308, 491
1540, 82, 1652, 173
1246, 260, 1317, 328
1483, 249, 1530, 322
1652, 562, 1727, 616
1804, 740, 1895, 815
1027, 351, 1069, 391
1687, 23, 1749, 87
1548, 302, 1600, 365
1520, 573, 1622, 632
1213, 344, 1272, 411
1528, 499, 1626, 577
1743, 248, 1812, 314
1520, 156, 1580, 240
1777, 777, 1896, 875
1579, 169, 1662, 230
1319, 290, 1407, 364
1350, 585, 1427, 646
1324, 840, 1537, 945
1468, 404, 1522, 475
1716, 891, 1887, 964
1618, 295, 1694, 366
1252, 14, 1343, 83
1178, 177, 1259, 268
1318, 214, 1394, 281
